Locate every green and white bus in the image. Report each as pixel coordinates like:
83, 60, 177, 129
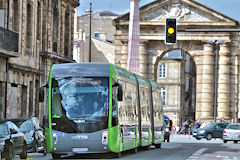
40, 63, 164, 159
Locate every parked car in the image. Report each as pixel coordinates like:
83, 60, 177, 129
9, 117, 46, 154
0, 121, 27, 160
192, 122, 229, 140
223, 123, 240, 143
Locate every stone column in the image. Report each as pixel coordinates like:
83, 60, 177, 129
139, 42, 148, 78
121, 43, 128, 69
114, 40, 124, 67
147, 52, 154, 80
201, 43, 215, 120
192, 52, 203, 120
230, 34, 240, 122
217, 43, 230, 119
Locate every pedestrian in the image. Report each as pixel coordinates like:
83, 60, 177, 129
176, 125, 180, 134
194, 120, 199, 129
220, 117, 225, 122
231, 118, 234, 123
200, 121, 206, 128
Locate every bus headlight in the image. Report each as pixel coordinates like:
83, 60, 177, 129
52, 132, 58, 144
102, 131, 108, 145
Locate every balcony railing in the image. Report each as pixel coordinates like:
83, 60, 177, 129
0, 27, 18, 53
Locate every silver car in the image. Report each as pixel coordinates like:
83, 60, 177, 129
222, 123, 240, 143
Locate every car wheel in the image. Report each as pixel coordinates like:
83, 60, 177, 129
206, 133, 213, 140
43, 143, 47, 155
52, 153, 62, 159
20, 143, 27, 159
155, 144, 161, 148
33, 140, 38, 153
223, 140, 227, 143
234, 140, 238, 144
6, 144, 13, 160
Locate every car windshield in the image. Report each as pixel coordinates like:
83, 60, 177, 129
19, 120, 33, 133
226, 124, 240, 130
52, 77, 109, 120
204, 123, 216, 128
0, 124, 9, 136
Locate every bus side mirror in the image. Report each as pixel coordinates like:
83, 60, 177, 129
117, 84, 123, 101
39, 84, 48, 102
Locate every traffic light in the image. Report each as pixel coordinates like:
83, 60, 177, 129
165, 18, 177, 44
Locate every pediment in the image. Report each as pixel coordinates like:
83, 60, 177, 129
114, 0, 238, 25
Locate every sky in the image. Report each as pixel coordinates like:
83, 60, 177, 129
77, 0, 240, 20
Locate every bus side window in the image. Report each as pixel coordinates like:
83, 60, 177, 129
112, 80, 118, 127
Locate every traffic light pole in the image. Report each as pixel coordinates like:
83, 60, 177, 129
89, 3, 92, 62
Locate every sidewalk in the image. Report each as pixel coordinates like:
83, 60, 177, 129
170, 134, 223, 144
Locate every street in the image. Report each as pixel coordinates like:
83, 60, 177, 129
13, 135, 240, 160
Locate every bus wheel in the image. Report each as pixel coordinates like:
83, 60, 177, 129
133, 147, 138, 153
155, 144, 161, 148
145, 145, 151, 150
114, 152, 121, 158
52, 153, 61, 159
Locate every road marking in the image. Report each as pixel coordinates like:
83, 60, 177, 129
186, 148, 207, 160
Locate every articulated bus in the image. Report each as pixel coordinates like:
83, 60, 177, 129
40, 63, 164, 159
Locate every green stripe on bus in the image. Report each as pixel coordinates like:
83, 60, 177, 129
46, 65, 54, 153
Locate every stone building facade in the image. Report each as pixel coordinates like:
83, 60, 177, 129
0, 0, 79, 121
73, 29, 115, 63
73, 11, 118, 63
113, 0, 240, 124
158, 50, 195, 125
77, 11, 118, 42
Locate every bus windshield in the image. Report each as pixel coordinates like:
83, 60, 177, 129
52, 77, 109, 119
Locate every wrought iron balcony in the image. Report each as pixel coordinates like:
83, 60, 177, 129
0, 27, 19, 57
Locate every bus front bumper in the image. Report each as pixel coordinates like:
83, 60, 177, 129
52, 130, 109, 154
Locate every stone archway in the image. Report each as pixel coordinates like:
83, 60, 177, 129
113, 0, 240, 124
153, 48, 196, 125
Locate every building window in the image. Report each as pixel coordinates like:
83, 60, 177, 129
28, 81, 33, 117
161, 87, 166, 106
26, 3, 32, 52
64, 6, 70, 57
94, 32, 100, 38
37, 1, 41, 40
52, 0, 58, 52
159, 64, 167, 78
0, 2, 5, 28
13, 0, 19, 32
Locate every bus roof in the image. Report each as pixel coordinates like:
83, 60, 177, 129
52, 63, 110, 78
148, 79, 161, 90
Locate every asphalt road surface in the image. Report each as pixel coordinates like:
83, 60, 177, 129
14, 135, 240, 160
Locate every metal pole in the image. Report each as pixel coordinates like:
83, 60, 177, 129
213, 42, 219, 122
89, 2, 92, 62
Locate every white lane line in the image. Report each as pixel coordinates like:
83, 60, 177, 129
186, 148, 207, 160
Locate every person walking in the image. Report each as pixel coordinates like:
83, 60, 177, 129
194, 120, 199, 129
220, 117, 225, 122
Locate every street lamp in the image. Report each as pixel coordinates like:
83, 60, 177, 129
86, 3, 92, 62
